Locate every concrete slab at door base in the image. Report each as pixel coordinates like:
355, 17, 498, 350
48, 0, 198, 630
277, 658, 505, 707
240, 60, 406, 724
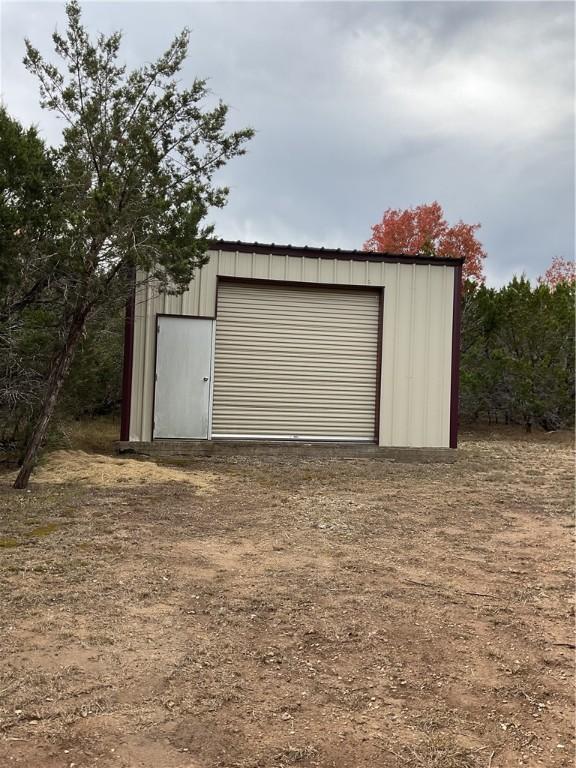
116, 440, 456, 463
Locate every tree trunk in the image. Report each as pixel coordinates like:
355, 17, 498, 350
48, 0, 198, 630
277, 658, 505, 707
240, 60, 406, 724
13, 310, 88, 489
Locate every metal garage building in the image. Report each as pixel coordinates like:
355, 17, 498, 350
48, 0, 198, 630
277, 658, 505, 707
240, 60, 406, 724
120, 241, 462, 451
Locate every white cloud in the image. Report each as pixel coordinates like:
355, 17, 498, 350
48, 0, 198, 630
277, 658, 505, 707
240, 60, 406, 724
341, 8, 572, 147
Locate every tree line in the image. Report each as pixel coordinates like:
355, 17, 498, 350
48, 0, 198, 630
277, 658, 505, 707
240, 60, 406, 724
460, 275, 574, 432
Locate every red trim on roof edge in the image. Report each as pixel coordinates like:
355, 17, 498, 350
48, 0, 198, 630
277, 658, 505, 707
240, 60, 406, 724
210, 239, 464, 267
449, 264, 463, 449
120, 273, 136, 442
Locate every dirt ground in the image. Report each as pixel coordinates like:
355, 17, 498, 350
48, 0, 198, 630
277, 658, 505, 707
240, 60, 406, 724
0, 428, 573, 768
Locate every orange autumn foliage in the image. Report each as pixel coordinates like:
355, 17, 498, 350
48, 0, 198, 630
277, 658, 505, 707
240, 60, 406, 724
363, 201, 486, 283
539, 256, 576, 288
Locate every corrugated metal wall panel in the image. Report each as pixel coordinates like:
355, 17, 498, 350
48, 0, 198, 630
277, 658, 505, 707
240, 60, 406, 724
212, 282, 380, 439
377, 263, 453, 448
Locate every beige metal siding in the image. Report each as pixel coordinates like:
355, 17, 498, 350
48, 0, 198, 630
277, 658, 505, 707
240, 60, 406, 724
129, 250, 455, 447
211, 282, 379, 439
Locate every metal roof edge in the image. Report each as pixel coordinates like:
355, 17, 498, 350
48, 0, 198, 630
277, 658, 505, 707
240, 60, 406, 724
208, 239, 465, 266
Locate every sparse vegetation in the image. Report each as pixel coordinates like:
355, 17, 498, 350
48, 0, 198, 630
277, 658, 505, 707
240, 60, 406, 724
0, 428, 573, 767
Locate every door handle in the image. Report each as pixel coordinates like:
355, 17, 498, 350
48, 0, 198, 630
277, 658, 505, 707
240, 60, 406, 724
203, 376, 209, 382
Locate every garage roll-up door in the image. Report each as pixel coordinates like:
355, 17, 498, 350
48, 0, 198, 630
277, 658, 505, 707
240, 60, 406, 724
212, 281, 380, 440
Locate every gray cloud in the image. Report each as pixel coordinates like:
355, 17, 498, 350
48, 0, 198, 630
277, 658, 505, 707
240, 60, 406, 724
1, 1, 573, 285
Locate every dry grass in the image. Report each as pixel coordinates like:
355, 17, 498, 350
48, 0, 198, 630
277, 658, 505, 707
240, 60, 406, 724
24, 450, 216, 492
387, 734, 485, 768
0, 427, 573, 768
55, 417, 120, 455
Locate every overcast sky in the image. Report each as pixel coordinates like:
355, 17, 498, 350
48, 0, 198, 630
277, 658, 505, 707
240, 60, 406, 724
1, 1, 574, 285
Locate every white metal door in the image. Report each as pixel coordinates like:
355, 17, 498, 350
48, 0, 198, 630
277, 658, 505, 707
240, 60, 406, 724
154, 316, 214, 439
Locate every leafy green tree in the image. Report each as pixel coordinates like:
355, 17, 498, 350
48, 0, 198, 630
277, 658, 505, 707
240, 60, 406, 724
0, 106, 61, 319
495, 277, 574, 431
60, 306, 124, 420
0, 108, 63, 448
460, 277, 575, 431
460, 282, 502, 421
14, 1, 253, 487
